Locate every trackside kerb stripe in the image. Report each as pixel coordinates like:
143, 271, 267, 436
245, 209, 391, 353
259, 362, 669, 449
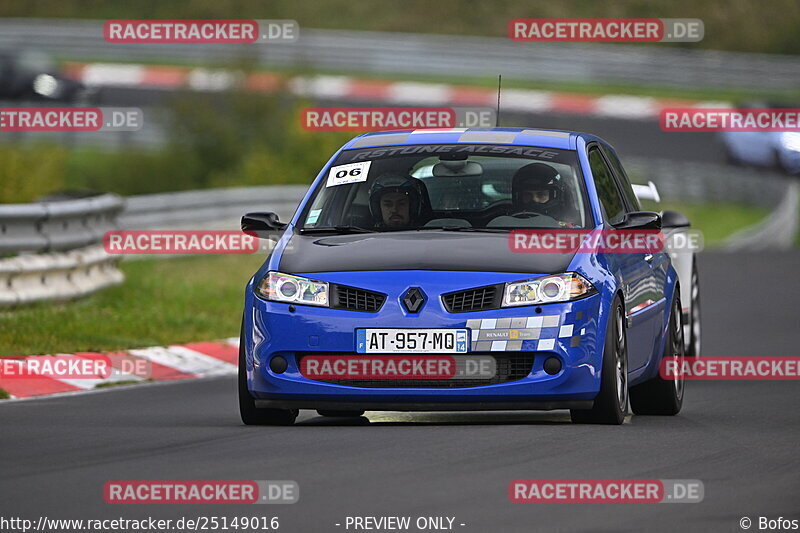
76, 351, 196, 381
181, 342, 239, 365
127, 346, 235, 377
348, 80, 393, 100
0, 360, 83, 398
0, 340, 239, 401
68, 62, 730, 121
45, 354, 126, 390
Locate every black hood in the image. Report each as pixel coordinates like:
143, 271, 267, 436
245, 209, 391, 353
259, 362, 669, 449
278, 231, 575, 274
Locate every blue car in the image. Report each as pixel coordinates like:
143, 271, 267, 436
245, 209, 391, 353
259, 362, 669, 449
239, 128, 685, 425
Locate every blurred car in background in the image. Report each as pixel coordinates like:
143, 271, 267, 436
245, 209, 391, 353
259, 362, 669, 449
719, 101, 800, 174
0, 49, 88, 103
633, 181, 701, 358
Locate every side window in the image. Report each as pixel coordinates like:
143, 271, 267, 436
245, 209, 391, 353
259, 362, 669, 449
603, 147, 641, 211
588, 148, 626, 225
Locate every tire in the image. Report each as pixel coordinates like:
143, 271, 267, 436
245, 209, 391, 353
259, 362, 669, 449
238, 321, 298, 426
317, 410, 366, 417
630, 294, 685, 416
774, 148, 786, 173
685, 262, 701, 358
571, 297, 627, 425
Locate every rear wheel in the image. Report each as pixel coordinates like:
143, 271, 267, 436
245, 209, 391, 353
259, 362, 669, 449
317, 410, 366, 417
238, 322, 298, 426
571, 297, 627, 425
630, 294, 685, 415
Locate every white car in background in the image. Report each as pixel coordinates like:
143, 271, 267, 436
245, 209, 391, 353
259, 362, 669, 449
719, 102, 800, 174
633, 182, 701, 357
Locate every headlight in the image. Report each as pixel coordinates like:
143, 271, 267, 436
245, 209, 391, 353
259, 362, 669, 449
255, 271, 329, 307
33, 74, 58, 97
502, 273, 595, 307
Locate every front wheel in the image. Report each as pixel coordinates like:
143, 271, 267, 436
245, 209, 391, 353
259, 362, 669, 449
238, 322, 298, 426
571, 297, 627, 425
630, 294, 685, 415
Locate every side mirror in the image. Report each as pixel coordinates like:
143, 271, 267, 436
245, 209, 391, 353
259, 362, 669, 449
241, 212, 287, 236
613, 211, 662, 230
661, 210, 691, 228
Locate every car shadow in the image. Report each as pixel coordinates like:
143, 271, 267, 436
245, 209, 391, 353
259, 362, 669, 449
295, 410, 577, 426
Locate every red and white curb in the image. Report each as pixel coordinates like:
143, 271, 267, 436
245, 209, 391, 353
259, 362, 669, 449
66, 62, 732, 121
0, 338, 239, 401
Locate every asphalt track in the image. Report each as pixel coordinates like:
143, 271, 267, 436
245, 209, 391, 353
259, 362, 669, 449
2, 250, 799, 533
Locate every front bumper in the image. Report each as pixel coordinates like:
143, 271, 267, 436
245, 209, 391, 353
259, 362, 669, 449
243, 270, 607, 409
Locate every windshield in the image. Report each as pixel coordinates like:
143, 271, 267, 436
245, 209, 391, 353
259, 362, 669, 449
300, 144, 590, 232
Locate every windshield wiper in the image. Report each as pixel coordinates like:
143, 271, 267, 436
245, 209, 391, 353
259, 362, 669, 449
416, 226, 510, 233
299, 225, 375, 234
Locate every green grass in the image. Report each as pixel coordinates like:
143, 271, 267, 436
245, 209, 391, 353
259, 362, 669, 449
0, 388, 9, 400
95, 379, 153, 389
0, 92, 352, 203
0, 253, 265, 356
640, 201, 769, 244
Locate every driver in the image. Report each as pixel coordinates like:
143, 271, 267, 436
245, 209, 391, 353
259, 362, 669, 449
368, 173, 431, 229
511, 163, 570, 222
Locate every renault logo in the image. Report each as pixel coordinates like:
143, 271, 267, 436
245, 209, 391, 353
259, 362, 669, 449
402, 287, 426, 313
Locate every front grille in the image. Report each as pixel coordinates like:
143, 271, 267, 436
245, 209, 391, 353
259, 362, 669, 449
442, 285, 501, 313
331, 285, 386, 312
297, 353, 534, 388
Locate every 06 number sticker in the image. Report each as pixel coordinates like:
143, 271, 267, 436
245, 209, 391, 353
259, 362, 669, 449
326, 161, 371, 187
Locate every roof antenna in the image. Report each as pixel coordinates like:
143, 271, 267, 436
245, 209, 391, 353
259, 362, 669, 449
496, 74, 502, 127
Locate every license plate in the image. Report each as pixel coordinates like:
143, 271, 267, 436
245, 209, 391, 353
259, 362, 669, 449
356, 329, 469, 354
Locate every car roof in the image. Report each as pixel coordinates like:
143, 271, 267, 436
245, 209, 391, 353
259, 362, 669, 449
341, 127, 609, 151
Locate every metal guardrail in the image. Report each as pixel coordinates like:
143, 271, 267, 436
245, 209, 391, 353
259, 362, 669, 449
0, 193, 125, 306
0, 19, 798, 91
629, 158, 799, 250
0, 193, 124, 254
0, 186, 305, 307
626, 157, 789, 209
119, 185, 307, 229
0, 244, 123, 306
